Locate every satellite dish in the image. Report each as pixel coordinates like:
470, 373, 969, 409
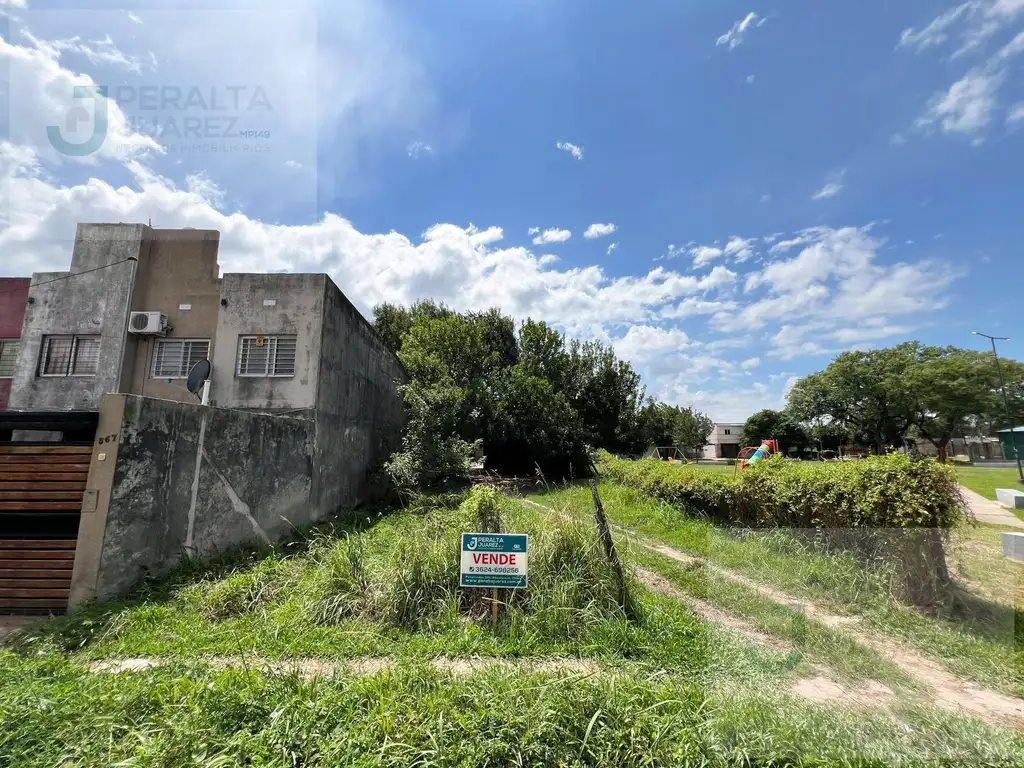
186, 358, 211, 395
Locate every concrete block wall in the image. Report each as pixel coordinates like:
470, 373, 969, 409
71, 394, 316, 603
209, 273, 325, 412
8, 224, 143, 412
312, 279, 407, 515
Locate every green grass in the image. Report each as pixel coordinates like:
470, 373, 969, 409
4, 651, 1020, 767
532, 482, 1024, 699
2, 488, 1023, 766
954, 465, 1024, 501
671, 461, 738, 476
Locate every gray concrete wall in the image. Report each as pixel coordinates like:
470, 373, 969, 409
126, 228, 222, 403
74, 394, 316, 602
8, 224, 144, 411
209, 273, 324, 412
312, 277, 406, 516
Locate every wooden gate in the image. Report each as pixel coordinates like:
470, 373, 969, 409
0, 444, 91, 614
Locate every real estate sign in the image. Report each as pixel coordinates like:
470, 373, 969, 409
459, 533, 528, 589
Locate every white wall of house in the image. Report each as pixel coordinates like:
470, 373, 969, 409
702, 423, 745, 459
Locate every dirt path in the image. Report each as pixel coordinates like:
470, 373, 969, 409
525, 498, 1024, 728
960, 486, 1024, 529
635, 566, 898, 710
89, 655, 600, 679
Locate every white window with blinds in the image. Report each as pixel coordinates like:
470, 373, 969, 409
152, 339, 211, 379
0, 339, 19, 378
39, 335, 101, 377
236, 335, 297, 377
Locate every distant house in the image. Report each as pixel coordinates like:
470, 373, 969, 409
914, 436, 1003, 461
997, 427, 1024, 461
703, 423, 744, 460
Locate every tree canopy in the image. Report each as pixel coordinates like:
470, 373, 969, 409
673, 407, 714, 460
742, 409, 810, 455
375, 301, 678, 486
785, 342, 1024, 460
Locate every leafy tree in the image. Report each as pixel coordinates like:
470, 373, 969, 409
909, 347, 1024, 462
787, 341, 1024, 460
673, 407, 714, 461
807, 421, 851, 455
373, 302, 650, 482
787, 343, 920, 453
633, 399, 680, 451
743, 409, 810, 455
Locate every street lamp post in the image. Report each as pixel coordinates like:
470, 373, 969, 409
972, 331, 1024, 485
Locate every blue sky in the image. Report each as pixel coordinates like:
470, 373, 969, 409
1, 0, 1023, 420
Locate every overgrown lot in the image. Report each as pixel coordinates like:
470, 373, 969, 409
598, 452, 968, 605
2, 488, 1021, 766
533, 481, 1023, 699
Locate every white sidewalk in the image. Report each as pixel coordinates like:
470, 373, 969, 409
959, 486, 1024, 529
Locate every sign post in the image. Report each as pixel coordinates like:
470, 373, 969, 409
460, 533, 528, 625
460, 533, 528, 588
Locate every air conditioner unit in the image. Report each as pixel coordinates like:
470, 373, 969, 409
129, 311, 168, 335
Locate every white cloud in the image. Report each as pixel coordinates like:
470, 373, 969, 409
918, 69, 1004, 136
655, 379, 780, 423
724, 236, 756, 262
22, 32, 149, 74
701, 265, 737, 290
0, 159, 745, 341
532, 228, 572, 245
583, 222, 617, 239
690, 245, 724, 267
740, 357, 761, 370
812, 168, 846, 201
556, 141, 584, 160
768, 227, 832, 254
527, 227, 540, 235
0, 14, 963, 424
661, 298, 738, 319
614, 325, 691, 363
127, 12, 143, 25
1, 32, 162, 165
716, 12, 766, 51
688, 237, 755, 267
716, 226, 957, 359
1008, 102, 1024, 124
909, 8, 1024, 140
831, 324, 914, 344
745, 74, 756, 84
407, 140, 433, 159
606, 242, 618, 255
899, 2, 975, 51
812, 182, 842, 201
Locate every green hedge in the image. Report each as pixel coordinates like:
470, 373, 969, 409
597, 452, 968, 605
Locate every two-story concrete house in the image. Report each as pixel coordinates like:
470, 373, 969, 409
1, 223, 406, 614
702, 423, 745, 459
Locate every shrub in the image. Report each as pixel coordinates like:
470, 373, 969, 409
383, 485, 638, 632
597, 451, 968, 606
200, 555, 289, 620
304, 534, 371, 625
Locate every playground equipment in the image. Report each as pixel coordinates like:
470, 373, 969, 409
645, 446, 685, 463
735, 439, 779, 472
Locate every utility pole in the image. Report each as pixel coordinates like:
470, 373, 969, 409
972, 331, 1024, 484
